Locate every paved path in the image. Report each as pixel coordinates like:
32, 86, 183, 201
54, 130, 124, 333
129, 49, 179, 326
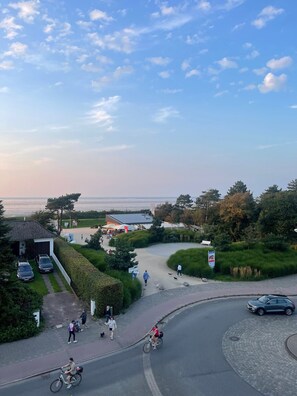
1, 239, 297, 388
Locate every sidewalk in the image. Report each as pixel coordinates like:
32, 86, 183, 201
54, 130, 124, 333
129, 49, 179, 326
1, 274, 297, 386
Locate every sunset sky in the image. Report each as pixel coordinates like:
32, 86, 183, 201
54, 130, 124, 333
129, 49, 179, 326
0, 0, 296, 199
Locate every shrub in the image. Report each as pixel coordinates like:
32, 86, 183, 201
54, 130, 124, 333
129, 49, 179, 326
263, 234, 289, 252
54, 238, 123, 316
72, 244, 107, 272
106, 270, 142, 309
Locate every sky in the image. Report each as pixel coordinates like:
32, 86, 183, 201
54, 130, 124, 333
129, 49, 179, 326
0, 0, 296, 199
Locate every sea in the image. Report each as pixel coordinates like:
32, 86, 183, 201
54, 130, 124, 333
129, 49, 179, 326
0, 197, 177, 218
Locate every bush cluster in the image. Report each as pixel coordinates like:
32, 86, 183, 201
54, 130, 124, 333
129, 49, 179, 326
54, 238, 123, 316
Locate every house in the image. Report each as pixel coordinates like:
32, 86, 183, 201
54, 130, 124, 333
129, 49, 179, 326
105, 213, 153, 229
6, 220, 56, 258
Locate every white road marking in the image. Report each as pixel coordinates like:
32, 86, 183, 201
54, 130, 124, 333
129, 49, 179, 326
143, 350, 163, 396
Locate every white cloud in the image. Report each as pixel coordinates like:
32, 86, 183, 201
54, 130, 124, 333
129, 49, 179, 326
4, 41, 27, 57
216, 57, 238, 69
220, 0, 246, 11
0, 16, 22, 39
153, 107, 180, 123
147, 57, 171, 66
214, 90, 228, 97
181, 60, 190, 71
81, 63, 101, 73
246, 50, 259, 60
243, 42, 252, 49
185, 33, 206, 45
252, 6, 284, 29
89, 9, 113, 22
86, 96, 120, 131
90, 144, 133, 153
0, 60, 14, 70
0, 86, 9, 93
9, 0, 40, 23
243, 84, 256, 91
161, 88, 182, 94
159, 70, 171, 79
258, 72, 287, 93
232, 22, 245, 31
185, 69, 200, 78
160, 5, 176, 16
253, 67, 267, 76
266, 56, 293, 70
197, 1, 211, 12
289, 105, 297, 109
88, 29, 137, 54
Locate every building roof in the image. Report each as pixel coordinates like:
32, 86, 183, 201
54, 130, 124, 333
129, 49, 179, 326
6, 220, 55, 242
106, 213, 153, 225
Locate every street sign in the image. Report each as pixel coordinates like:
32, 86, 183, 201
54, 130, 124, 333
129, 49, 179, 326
208, 250, 215, 269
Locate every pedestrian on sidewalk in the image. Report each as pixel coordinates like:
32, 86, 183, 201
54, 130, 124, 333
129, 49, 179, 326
104, 305, 111, 324
80, 309, 87, 330
143, 270, 150, 286
67, 320, 78, 344
107, 316, 117, 340
177, 263, 182, 276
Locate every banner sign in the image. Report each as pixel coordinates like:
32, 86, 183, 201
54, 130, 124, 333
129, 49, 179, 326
208, 251, 215, 269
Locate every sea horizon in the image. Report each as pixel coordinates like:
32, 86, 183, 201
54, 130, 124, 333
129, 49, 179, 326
1, 196, 177, 218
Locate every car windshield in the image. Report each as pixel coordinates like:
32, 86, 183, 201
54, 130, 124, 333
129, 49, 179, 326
40, 258, 52, 266
258, 296, 269, 303
19, 265, 32, 273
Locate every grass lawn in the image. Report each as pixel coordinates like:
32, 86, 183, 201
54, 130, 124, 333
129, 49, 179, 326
28, 260, 48, 296
63, 217, 105, 228
48, 272, 62, 292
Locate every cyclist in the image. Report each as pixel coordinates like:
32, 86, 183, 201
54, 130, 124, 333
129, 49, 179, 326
150, 324, 159, 349
62, 357, 76, 389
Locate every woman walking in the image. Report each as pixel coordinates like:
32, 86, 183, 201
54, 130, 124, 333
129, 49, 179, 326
107, 316, 117, 340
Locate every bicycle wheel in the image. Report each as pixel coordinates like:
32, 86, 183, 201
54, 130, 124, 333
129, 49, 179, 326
50, 379, 63, 393
156, 338, 163, 349
72, 373, 82, 387
143, 341, 151, 353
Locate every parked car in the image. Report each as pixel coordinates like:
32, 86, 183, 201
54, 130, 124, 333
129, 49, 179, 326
17, 261, 34, 282
247, 294, 295, 316
36, 254, 54, 273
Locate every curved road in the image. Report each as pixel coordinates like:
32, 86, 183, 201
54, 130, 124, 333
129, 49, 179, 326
1, 298, 295, 396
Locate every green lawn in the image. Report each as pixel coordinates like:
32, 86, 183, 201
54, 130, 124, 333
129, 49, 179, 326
63, 217, 105, 228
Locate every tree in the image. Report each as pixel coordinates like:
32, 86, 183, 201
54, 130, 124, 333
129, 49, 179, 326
227, 181, 248, 196
195, 189, 221, 223
154, 202, 174, 221
46, 193, 81, 234
85, 229, 103, 250
149, 217, 165, 243
106, 239, 138, 271
287, 179, 297, 192
175, 194, 193, 209
218, 192, 256, 241
30, 210, 56, 233
0, 201, 15, 282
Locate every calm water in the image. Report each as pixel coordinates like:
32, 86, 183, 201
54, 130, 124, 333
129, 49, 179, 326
0, 197, 177, 217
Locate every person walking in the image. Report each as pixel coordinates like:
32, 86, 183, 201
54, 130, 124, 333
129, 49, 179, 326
68, 320, 78, 344
80, 309, 87, 330
177, 263, 182, 276
104, 305, 111, 324
143, 270, 150, 286
107, 316, 117, 340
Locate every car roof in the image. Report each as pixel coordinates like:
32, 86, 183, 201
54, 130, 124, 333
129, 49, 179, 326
267, 294, 289, 298
18, 261, 30, 266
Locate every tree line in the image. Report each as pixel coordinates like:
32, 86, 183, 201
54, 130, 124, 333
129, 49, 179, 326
154, 179, 297, 243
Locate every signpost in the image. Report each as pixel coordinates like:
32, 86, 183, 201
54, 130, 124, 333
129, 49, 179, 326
208, 250, 215, 269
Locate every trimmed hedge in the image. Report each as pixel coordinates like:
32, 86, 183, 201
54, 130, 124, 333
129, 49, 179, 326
106, 270, 142, 309
54, 238, 123, 316
167, 248, 214, 279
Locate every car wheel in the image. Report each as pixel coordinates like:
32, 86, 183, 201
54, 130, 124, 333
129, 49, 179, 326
257, 308, 265, 316
285, 308, 293, 316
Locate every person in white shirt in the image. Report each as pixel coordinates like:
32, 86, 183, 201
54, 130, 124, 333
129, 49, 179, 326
177, 264, 182, 276
107, 316, 117, 340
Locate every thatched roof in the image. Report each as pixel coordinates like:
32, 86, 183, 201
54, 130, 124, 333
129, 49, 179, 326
6, 220, 55, 242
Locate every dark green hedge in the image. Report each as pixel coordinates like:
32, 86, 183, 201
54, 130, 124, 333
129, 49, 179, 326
54, 238, 123, 316
106, 270, 142, 309
167, 248, 214, 279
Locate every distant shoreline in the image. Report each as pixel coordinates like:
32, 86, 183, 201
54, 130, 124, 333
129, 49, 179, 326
1, 196, 177, 218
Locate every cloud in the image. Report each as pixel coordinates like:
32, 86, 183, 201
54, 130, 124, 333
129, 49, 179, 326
258, 72, 287, 93
161, 88, 182, 94
4, 41, 27, 57
181, 60, 190, 71
243, 84, 256, 91
289, 105, 297, 109
91, 65, 133, 90
0, 16, 22, 39
220, 0, 246, 11
86, 96, 120, 131
266, 56, 293, 70
185, 69, 200, 78
232, 22, 245, 31
0, 60, 14, 70
153, 107, 180, 123
0, 86, 9, 93
147, 57, 171, 66
216, 57, 238, 69
159, 70, 171, 79
88, 29, 137, 54
252, 6, 284, 29
9, 0, 40, 23
33, 157, 53, 165
214, 90, 228, 97
90, 144, 133, 153
253, 67, 267, 76
197, 1, 211, 12
89, 9, 113, 22
246, 50, 259, 60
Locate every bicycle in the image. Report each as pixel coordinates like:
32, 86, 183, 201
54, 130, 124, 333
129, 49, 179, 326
50, 366, 83, 393
143, 331, 163, 353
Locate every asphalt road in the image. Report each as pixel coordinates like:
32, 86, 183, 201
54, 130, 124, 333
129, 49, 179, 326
0, 298, 265, 396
